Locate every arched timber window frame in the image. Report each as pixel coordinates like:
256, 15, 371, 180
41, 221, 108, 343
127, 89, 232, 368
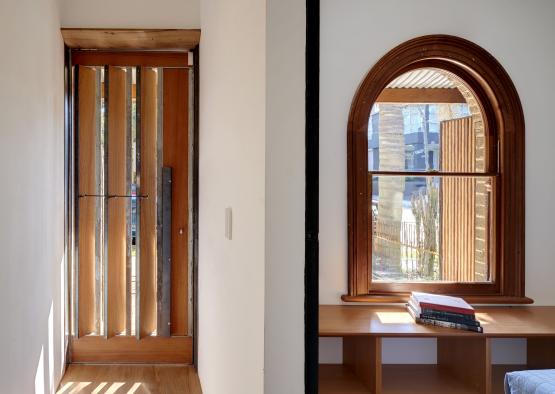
344, 35, 530, 304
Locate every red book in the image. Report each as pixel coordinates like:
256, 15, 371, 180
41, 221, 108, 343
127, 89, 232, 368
410, 292, 475, 316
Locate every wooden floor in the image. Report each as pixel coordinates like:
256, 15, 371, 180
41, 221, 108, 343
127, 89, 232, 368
57, 364, 202, 394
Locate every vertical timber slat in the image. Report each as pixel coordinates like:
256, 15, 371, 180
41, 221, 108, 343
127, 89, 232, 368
527, 338, 555, 369
343, 336, 382, 394
107, 66, 128, 337
78, 66, 98, 337
163, 69, 189, 335
437, 336, 491, 394
139, 67, 159, 337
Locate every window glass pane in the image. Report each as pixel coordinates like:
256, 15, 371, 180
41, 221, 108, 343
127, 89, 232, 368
368, 68, 486, 173
371, 175, 492, 283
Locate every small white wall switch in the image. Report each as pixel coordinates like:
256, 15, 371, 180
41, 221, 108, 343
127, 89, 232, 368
225, 207, 232, 240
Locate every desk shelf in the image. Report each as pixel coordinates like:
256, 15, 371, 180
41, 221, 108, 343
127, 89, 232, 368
320, 364, 532, 394
319, 305, 555, 394
319, 365, 369, 394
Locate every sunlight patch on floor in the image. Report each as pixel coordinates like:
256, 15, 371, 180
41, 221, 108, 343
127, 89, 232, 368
56, 364, 202, 394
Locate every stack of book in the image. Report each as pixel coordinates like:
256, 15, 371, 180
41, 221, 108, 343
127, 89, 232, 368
407, 291, 483, 333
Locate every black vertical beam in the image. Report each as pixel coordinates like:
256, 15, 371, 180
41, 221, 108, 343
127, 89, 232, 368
305, 0, 320, 393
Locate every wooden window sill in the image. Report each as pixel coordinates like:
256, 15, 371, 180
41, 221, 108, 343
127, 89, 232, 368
341, 294, 534, 305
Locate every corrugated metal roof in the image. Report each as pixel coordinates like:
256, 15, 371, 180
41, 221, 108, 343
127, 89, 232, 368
387, 68, 456, 89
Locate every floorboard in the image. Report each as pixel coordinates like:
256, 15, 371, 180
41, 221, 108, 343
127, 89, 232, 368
57, 364, 202, 394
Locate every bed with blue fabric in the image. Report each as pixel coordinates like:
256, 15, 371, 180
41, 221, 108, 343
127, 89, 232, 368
505, 370, 555, 394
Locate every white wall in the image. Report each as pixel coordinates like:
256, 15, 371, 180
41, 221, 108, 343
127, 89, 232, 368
0, 0, 66, 392
198, 0, 266, 393
319, 0, 555, 364
264, 0, 305, 392
60, 0, 200, 29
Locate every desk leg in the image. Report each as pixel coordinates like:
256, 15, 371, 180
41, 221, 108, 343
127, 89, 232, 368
343, 336, 381, 394
437, 337, 491, 394
528, 337, 555, 369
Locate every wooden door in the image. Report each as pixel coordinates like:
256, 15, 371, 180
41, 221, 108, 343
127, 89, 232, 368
72, 52, 192, 363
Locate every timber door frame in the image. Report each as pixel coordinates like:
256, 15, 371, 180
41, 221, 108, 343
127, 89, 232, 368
64, 44, 199, 365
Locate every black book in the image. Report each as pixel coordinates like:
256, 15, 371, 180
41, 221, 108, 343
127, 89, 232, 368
407, 304, 483, 333
408, 298, 478, 324
420, 310, 481, 327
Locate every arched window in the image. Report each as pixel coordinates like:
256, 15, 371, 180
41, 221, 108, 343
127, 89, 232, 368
345, 35, 528, 303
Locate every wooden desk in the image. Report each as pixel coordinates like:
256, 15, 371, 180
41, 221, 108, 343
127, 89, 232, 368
319, 305, 555, 394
